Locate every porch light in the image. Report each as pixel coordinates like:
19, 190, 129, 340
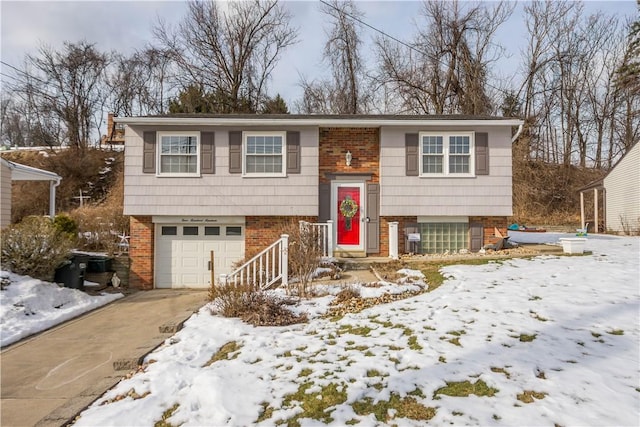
345, 150, 352, 166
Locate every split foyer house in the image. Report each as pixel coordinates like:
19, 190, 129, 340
116, 114, 523, 289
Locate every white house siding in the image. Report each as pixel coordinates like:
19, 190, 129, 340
1, 160, 11, 228
379, 126, 513, 217
604, 143, 640, 233
123, 126, 319, 217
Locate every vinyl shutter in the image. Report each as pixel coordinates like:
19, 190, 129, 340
475, 132, 489, 175
286, 131, 301, 174
143, 131, 156, 174
229, 131, 242, 174
405, 133, 419, 176
200, 132, 215, 174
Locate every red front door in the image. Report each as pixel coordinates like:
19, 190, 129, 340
337, 186, 361, 246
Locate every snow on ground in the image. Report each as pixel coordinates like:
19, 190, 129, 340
72, 235, 638, 426
0, 272, 124, 347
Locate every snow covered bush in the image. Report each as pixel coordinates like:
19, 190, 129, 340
0, 216, 74, 281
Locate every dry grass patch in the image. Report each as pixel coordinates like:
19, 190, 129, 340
434, 379, 498, 398
352, 392, 436, 422
490, 367, 512, 379
203, 341, 242, 367
338, 324, 372, 337
154, 403, 180, 427
279, 382, 347, 426
517, 390, 548, 403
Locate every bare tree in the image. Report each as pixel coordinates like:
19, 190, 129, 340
517, 1, 635, 167
298, 0, 369, 114
109, 47, 173, 116
154, 0, 298, 113
17, 41, 111, 150
376, 0, 513, 115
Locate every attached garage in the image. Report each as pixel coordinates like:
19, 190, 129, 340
154, 217, 245, 289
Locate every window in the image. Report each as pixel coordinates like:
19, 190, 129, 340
158, 132, 199, 176
418, 222, 468, 254
183, 226, 198, 236
419, 132, 474, 176
243, 131, 286, 176
204, 226, 220, 236
161, 226, 177, 236
226, 226, 242, 236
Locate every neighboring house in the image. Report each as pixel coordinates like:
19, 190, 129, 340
100, 112, 125, 148
115, 114, 523, 289
0, 158, 62, 228
579, 142, 639, 235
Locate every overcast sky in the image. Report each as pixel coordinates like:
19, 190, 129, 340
1, 0, 637, 110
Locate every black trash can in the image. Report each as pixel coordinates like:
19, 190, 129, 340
55, 254, 89, 290
88, 256, 113, 273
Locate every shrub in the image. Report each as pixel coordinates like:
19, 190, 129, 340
208, 282, 307, 326
69, 205, 129, 254
281, 220, 324, 297
53, 214, 79, 241
0, 216, 74, 281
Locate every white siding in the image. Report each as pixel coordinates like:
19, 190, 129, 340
604, 143, 640, 233
1, 160, 11, 228
124, 126, 319, 216
379, 126, 513, 216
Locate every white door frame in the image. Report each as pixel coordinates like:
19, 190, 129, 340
331, 182, 366, 252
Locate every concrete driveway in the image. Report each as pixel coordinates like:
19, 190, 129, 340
1, 289, 207, 427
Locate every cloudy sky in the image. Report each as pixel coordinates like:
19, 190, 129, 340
1, 0, 637, 109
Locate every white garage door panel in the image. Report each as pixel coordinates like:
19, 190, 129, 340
156, 225, 245, 289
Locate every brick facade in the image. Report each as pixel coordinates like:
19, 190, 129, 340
380, 216, 419, 256
245, 215, 317, 259
319, 127, 380, 183
469, 216, 508, 247
129, 216, 154, 289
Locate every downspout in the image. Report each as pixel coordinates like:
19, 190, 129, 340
511, 123, 524, 144
49, 178, 61, 218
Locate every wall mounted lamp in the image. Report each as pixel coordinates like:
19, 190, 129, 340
345, 150, 352, 167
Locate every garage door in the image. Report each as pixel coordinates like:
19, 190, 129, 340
155, 224, 244, 289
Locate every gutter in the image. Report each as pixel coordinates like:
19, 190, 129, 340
49, 177, 61, 218
114, 116, 525, 128
511, 123, 524, 144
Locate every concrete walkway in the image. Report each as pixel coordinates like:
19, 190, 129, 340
0, 289, 207, 427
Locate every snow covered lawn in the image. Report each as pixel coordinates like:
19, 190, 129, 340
0, 272, 124, 347
76, 235, 639, 426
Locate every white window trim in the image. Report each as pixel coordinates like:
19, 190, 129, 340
242, 131, 287, 177
156, 131, 201, 177
419, 131, 475, 177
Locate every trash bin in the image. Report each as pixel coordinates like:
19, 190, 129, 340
54, 254, 89, 290
88, 256, 113, 273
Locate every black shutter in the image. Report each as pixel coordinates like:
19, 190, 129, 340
228, 131, 242, 174
319, 183, 331, 222
475, 132, 489, 175
200, 132, 215, 174
143, 131, 156, 174
286, 131, 301, 174
405, 133, 419, 176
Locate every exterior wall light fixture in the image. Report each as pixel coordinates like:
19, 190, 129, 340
345, 150, 352, 167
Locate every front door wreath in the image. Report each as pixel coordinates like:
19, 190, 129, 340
340, 196, 359, 230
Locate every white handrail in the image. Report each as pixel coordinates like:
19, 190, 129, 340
299, 220, 334, 258
220, 234, 289, 290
